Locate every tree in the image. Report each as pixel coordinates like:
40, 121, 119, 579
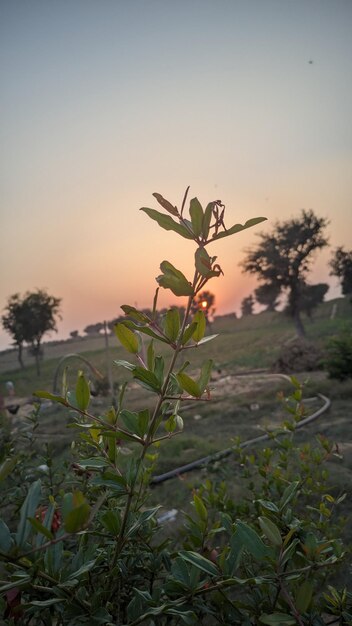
84, 322, 104, 336
190, 291, 215, 323
292, 282, 329, 320
329, 247, 352, 298
70, 330, 79, 339
22, 290, 61, 375
2, 294, 28, 368
2, 290, 61, 375
241, 210, 329, 336
241, 294, 254, 316
254, 282, 281, 311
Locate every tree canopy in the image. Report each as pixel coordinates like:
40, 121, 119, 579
241, 209, 329, 336
254, 282, 281, 311
241, 294, 255, 316
2, 294, 29, 368
1, 290, 61, 374
329, 247, 352, 297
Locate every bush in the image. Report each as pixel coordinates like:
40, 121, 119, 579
0, 190, 350, 624
325, 328, 352, 381
272, 337, 323, 373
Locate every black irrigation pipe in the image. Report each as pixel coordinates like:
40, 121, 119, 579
150, 386, 331, 485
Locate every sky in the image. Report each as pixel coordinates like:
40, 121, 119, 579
0, 0, 351, 350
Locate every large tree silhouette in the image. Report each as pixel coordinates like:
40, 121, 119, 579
329, 247, 352, 298
2, 290, 61, 375
241, 210, 328, 336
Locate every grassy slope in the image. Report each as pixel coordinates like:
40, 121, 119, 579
1, 296, 351, 472
1, 297, 352, 580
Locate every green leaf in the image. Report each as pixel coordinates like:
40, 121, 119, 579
164, 308, 180, 342
120, 409, 139, 434
76, 371, 90, 412
198, 359, 213, 393
113, 359, 135, 371
0, 456, 17, 482
91, 476, 128, 495
195, 247, 213, 277
36, 503, 55, 547
189, 197, 204, 237
68, 559, 97, 580
176, 372, 201, 397
280, 481, 300, 511
154, 355, 165, 386
258, 517, 282, 547
235, 520, 270, 561
193, 494, 207, 522
28, 517, 53, 540
202, 202, 214, 239
138, 409, 150, 437
123, 321, 169, 344
295, 580, 313, 613
76, 458, 110, 469
0, 577, 31, 593
256, 500, 279, 514
147, 340, 155, 371
179, 550, 218, 577
121, 305, 151, 323
152, 192, 179, 216
224, 530, 244, 575
260, 614, 296, 625
101, 510, 121, 535
213, 216, 267, 241
30, 599, 63, 607
133, 367, 161, 392
114, 323, 140, 354
63, 491, 90, 533
0, 520, 13, 553
33, 390, 67, 405
16, 479, 42, 547
141, 207, 194, 239
157, 261, 193, 297
182, 322, 198, 345
164, 414, 177, 433
192, 310, 206, 342
196, 334, 219, 345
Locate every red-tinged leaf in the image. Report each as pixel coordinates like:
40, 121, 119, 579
153, 192, 178, 216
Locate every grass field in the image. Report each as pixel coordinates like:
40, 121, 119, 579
1, 296, 352, 592
1, 296, 351, 514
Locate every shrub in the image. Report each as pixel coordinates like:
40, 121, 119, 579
272, 337, 323, 373
0, 190, 350, 624
325, 328, 352, 381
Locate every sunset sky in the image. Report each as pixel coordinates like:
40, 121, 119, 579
0, 1, 351, 349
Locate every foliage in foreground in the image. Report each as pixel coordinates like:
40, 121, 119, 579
0, 190, 350, 625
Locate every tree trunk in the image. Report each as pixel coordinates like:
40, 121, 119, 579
35, 341, 41, 376
17, 343, 25, 369
293, 310, 305, 338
